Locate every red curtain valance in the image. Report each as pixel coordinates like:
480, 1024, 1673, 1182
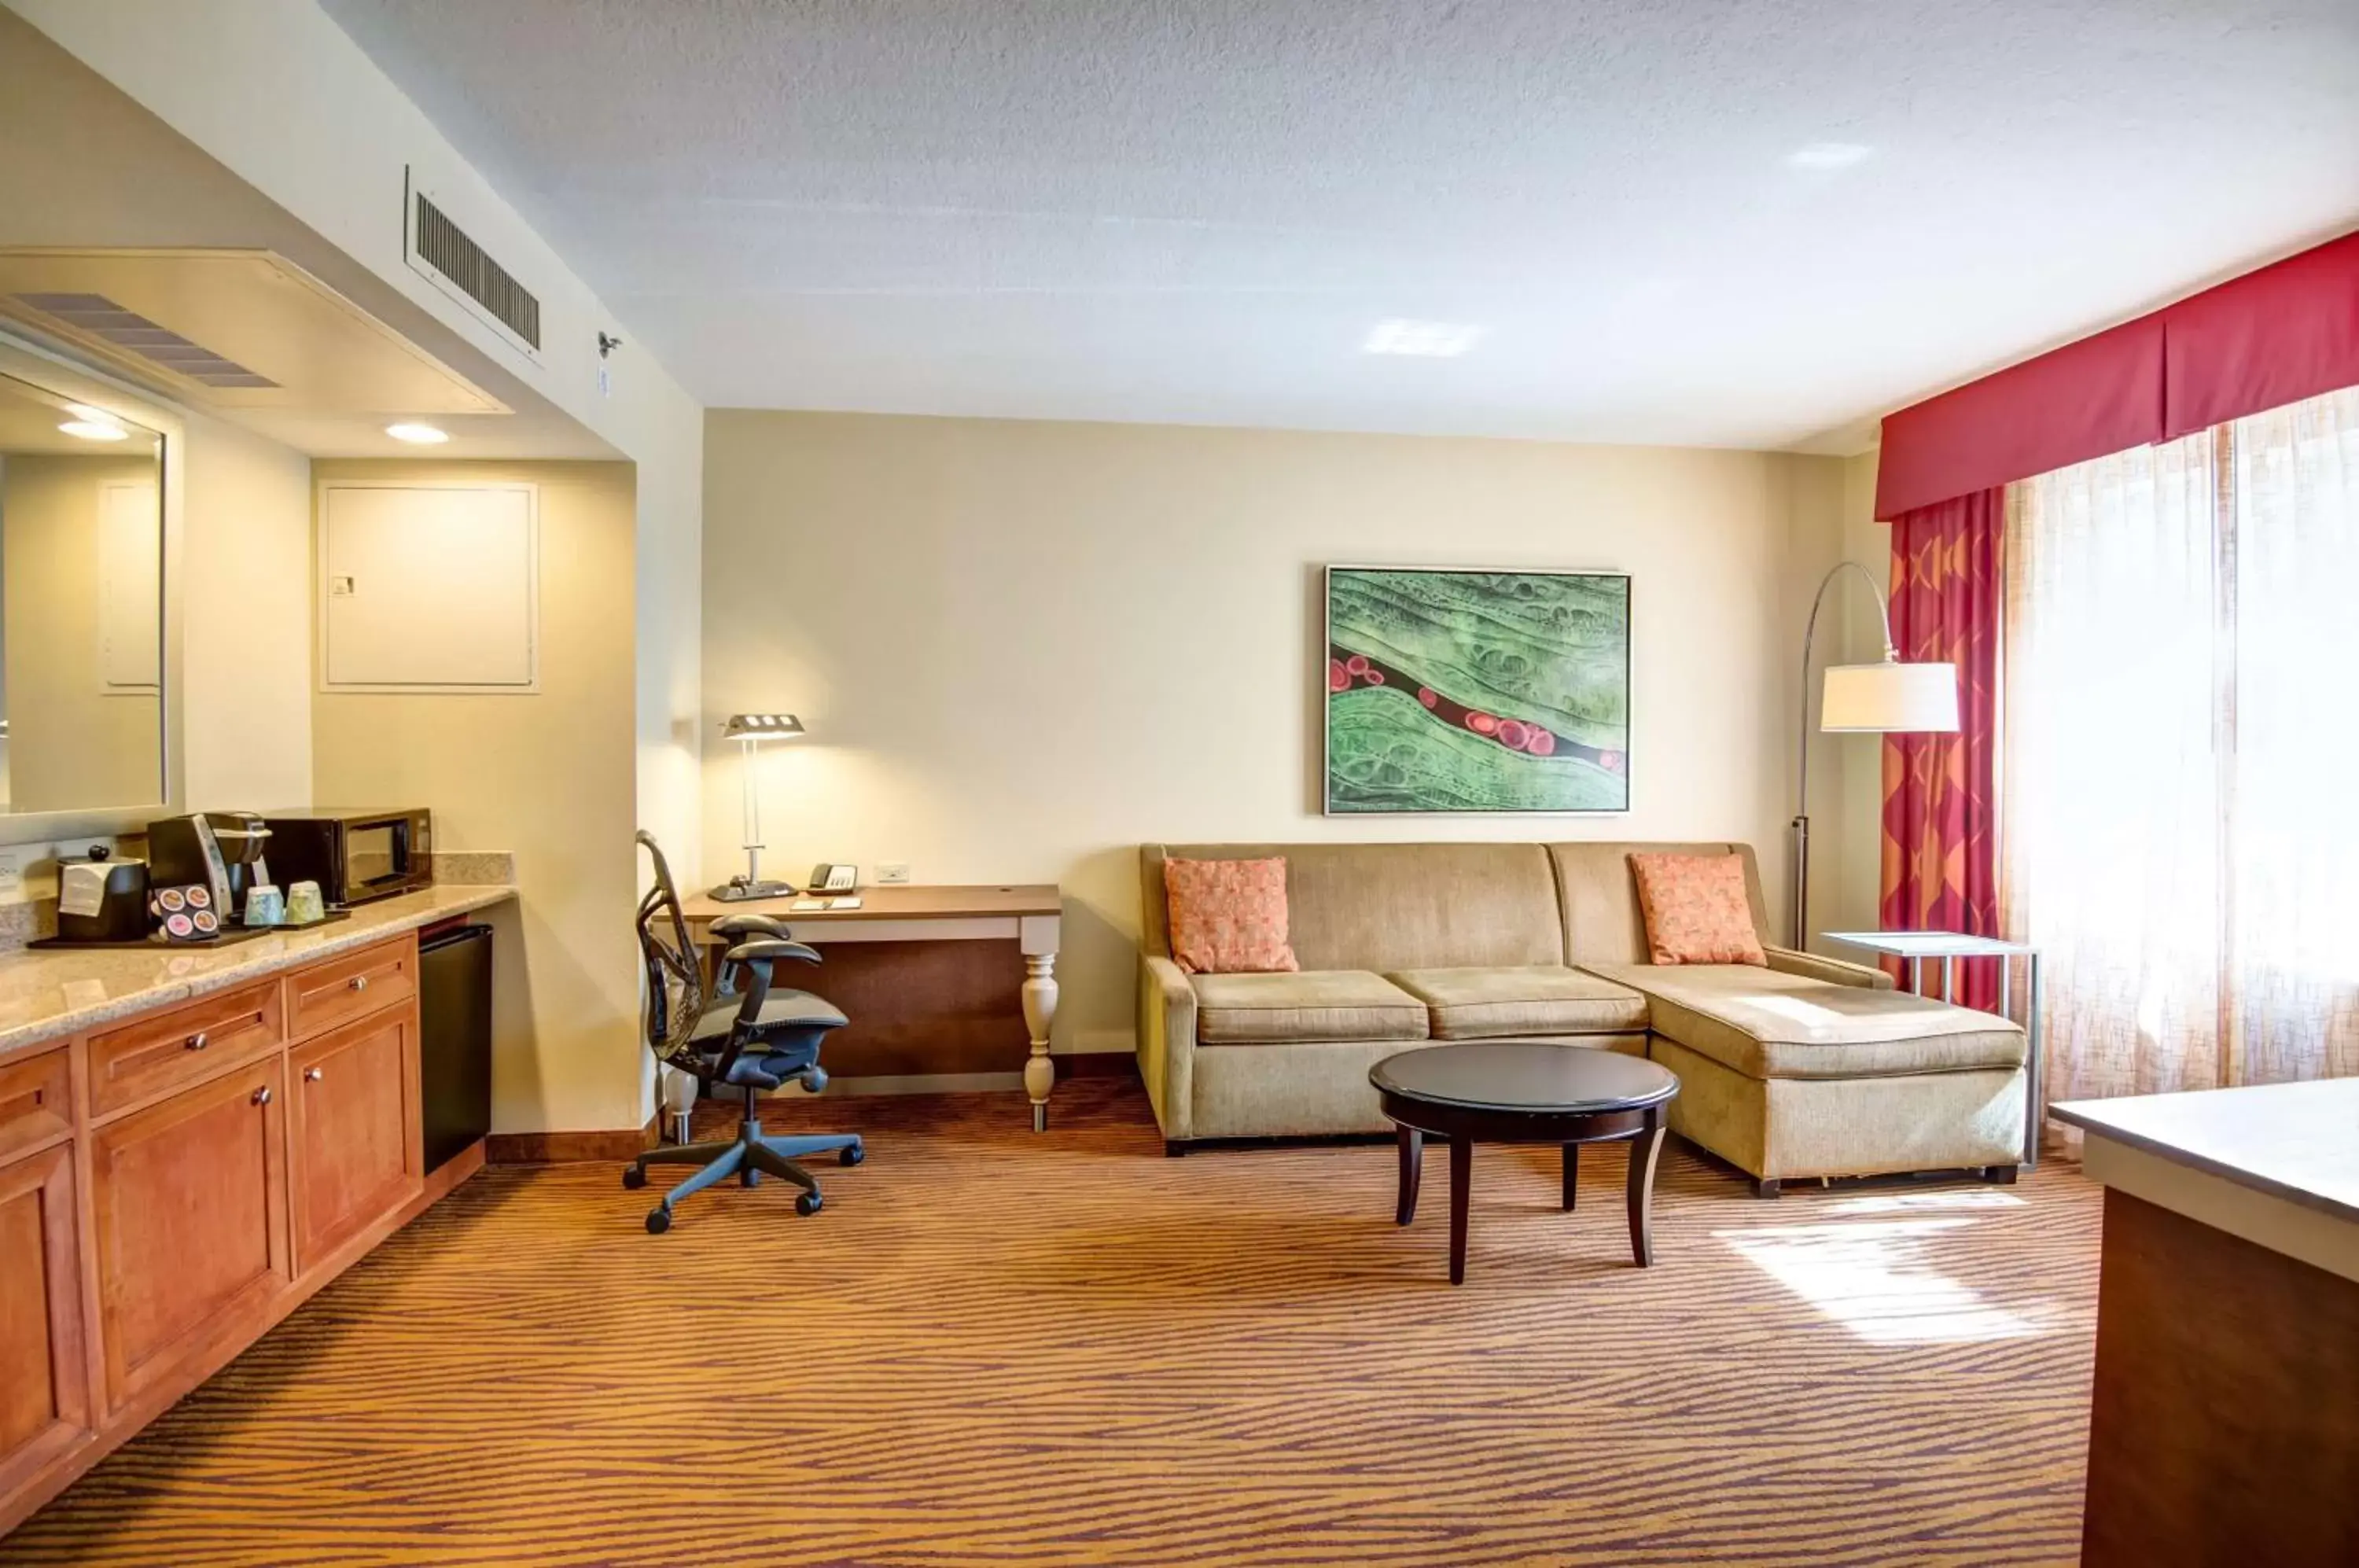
1875, 229, 2359, 519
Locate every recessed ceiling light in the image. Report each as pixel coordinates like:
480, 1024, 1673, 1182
1786, 142, 1874, 171
57, 419, 128, 442
1364, 319, 1485, 358
385, 422, 450, 444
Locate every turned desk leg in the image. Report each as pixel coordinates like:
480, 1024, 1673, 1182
1021, 948, 1059, 1132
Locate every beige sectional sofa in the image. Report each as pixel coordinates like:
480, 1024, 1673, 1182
1138, 841, 2027, 1194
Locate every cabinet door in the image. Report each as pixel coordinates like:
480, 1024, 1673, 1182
289, 1010, 421, 1272
0, 1144, 89, 1497
90, 1058, 289, 1413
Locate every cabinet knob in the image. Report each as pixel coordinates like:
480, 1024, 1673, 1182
304, 1066, 324, 1082
186, 1032, 209, 1051
348, 974, 370, 992
252, 1086, 273, 1106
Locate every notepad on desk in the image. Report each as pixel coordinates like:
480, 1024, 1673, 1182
791, 896, 863, 911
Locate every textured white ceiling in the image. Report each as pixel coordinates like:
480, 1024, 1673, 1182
323, 0, 2359, 451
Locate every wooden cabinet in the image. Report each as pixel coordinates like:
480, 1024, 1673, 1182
0, 1050, 72, 1165
283, 937, 415, 1045
0, 1143, 88, 1499
89, 1055, 289, 1413
86, 981, 281, 1120
0, 925, 477, 1537
288, 1009, 421, 1272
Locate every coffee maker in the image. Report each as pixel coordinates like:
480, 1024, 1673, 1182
145, 812, 274, 926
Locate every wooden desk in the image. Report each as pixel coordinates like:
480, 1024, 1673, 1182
680, 885, 1063, 1130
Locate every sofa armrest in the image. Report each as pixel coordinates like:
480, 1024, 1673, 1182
1138, 954, 1198, 1140
1763, 944, 1894, 989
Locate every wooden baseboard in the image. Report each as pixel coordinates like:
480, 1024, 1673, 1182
484, 1117, 658, 1165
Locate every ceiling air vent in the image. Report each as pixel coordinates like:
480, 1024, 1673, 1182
8, 292, 278, 388
404, 172, 543, 362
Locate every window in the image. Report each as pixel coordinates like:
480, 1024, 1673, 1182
2005, 386, 2359, 1102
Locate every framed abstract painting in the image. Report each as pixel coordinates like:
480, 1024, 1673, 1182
1323, 565, 1631, 815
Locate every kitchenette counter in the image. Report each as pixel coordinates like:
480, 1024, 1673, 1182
2052, 1080, 2359, 1566
0, 882, 515, 1066
2054, 1077, 2359, 1284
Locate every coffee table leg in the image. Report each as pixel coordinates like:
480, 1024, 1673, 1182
1625, 1107, 1666, 1268
1394, 1124, 1423, 1225
1562, 1143, 1579, 1211
1448, 1137, 1473, 1285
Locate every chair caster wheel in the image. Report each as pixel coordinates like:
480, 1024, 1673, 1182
742, 1169, 760, 1187
840, 1143, 864, 1166
796, 1191, 823, 1216
622, 1166, 646, 1190
645, 1208, 672, 1234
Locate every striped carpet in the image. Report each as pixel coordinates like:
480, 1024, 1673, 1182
3, 1077, 2100, 1567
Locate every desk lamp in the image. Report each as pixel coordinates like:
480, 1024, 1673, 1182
1792, 562, 1959, 947
710, 712, 804, 901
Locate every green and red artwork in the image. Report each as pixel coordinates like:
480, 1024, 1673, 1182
1324, 567, 1630, 814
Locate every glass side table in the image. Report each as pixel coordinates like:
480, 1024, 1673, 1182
1819, 930, 2044, 1171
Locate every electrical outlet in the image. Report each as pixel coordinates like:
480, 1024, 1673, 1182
0, 851, 20, 893
876, 861, 911, 885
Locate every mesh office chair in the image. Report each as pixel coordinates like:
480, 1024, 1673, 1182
629, 831, 864, 1233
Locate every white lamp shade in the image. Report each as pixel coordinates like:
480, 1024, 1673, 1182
1820, 661, 1959, 733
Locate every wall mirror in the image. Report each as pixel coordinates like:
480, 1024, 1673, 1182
0, 368, 167, 813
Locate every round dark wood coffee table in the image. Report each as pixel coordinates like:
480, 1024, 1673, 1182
1371, 1042, 1680, 1284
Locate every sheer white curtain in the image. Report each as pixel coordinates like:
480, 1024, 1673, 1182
2228, 387, 2359, 1084
2004, 386, 2359, 1117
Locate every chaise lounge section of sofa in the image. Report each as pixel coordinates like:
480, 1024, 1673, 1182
1138, 841, 2028, 1191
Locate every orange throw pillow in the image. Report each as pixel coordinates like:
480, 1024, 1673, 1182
1628, 852, 1767, 966
1164, 857, 1301, 975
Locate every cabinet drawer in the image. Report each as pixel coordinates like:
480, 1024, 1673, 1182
283, 937, 417, 1042
0, 1050, 72, 1163
87, 982, 282, 1120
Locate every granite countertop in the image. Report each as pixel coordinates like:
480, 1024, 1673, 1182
0, 883, 515, 1064
2053, 1078, 2359, 1228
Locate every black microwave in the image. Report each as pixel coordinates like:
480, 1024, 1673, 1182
259, 808, 433, 907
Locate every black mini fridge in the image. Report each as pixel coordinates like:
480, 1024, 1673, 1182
418, 923, 494, 1172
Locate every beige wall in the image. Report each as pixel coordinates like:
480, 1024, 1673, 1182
704, 410, 1853, 1055
0, 451, 164, 812
181, 410, 312, 809
312, 460, 639, 1135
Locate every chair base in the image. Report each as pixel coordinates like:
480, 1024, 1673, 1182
627, 1095, 862, 1231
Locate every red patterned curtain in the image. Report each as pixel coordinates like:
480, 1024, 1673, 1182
1880, 487, 2004, 1009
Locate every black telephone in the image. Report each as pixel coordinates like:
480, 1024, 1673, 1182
806, 863, 859, 893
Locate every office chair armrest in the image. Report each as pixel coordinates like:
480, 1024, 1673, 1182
722, 939, 822, 967
711, 913, 793, 941
715, 939, 826, 1080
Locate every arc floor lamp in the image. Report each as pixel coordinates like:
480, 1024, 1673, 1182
1793, 562, 1960, 948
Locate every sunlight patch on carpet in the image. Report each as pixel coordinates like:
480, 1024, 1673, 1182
1717, 1217, 2044, 1344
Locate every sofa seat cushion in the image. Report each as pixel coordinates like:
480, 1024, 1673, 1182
1386, 966, 1649, 1039
1191, 970, 1431, 1046
1581, 963, 2026, 1080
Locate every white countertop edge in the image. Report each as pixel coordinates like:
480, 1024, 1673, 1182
0, 885, 516, 1061
2080, 1133, 2359, 1286
2052, 1080, 2359, 1229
